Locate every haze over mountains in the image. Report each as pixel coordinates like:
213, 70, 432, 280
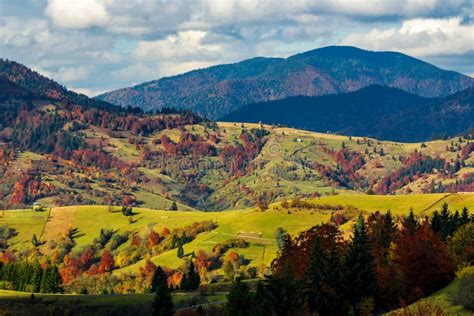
97, 46, 474, 120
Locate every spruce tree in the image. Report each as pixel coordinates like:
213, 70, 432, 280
265, 263, 303, 315
169, 201, 178, 211
180, 261, 200, 291
31, 234, 38, 247
226, 278, 253, 316
151, 266, 167, 293
31, 262, 42, 292
152, 269, 174, 316
461, 207, 470, 225
403, 208, 418, 234
306, 234, 345, 315
177, 244, 184, 258
345, 215, 376, 307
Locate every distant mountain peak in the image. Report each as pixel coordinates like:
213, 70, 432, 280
96, 46, 474, 119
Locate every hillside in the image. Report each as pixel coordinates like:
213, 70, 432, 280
0, 59, 128, 112
0, 59, 473, 212
97, 46, 474, 119
1, 194, 472, 276
222, 85, 474, 142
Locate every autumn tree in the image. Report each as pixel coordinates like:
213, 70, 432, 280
448, 223, 474, 268
98, 250, 115, 274
394, 222, 454, 301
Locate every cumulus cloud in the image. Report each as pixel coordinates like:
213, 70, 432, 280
341, 17, 474, 56
134, 30, 225, 62
55, 66, 91, 82
45, 0, 109, 29
0, 18, 48, 48
1, 0, 473, 94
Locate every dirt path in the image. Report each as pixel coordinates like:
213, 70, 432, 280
39, 206, 76, 253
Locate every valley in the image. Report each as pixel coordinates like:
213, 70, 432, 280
0, 38, 473, 315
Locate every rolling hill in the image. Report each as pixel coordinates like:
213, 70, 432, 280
97, 46, 474, 119
0, 59, 473, 212
222, 85, 474, 142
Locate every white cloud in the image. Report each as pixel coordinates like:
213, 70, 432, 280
0, 18, 48, 47
111, 62, 157, 81
341, 17, 474, 56
45, 0, 108, 29
55, 66, 91, 82
69, 86, 105, 97
2, 0, 473, 94
134, 30, 223, 62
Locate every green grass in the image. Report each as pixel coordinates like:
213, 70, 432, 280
0, 209, 49, 249
306, 193, 473, 216
1, 193, 472, 275
386, 268, 473, 315
0, 289, 226, 314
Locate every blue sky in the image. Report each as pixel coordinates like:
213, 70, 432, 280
1, 0, 473, 96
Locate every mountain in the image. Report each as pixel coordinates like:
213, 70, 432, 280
222, 85, 474, 142
0, 59, 126, 112
97, 46, 474, 119
0, 59, 473, 212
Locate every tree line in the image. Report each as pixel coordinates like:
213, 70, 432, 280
225, 204, 473, 315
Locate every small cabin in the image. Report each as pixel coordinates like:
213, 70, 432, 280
33, 202, 44, 212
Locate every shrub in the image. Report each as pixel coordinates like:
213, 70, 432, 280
450, 270, 474, 310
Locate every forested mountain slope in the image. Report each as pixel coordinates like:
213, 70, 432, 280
97, 46, 474, 118
222, 85, 474, 142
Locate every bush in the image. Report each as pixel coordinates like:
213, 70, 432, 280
451, 270, 474, 310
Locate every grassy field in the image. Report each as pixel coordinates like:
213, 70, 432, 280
0, 289, 226, 315
1, 193, 472, 272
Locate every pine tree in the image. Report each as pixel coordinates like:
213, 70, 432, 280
180, 261, 200, 291
40, 265, 62, 293
31, 262, 42, 292
345, 215, 377, 307
151, 266, 167, 293
177, 244, 184, 258
305, 226, 346, 315
265, 263, 303, 315
461, 207, 470, 225
169, 201, 178, 211
226, 278, 253, 316
152, 267, 174, 316
31, 234, 38, 247
403, 208, 418, 234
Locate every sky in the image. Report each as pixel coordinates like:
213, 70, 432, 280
1, 0, 473, 96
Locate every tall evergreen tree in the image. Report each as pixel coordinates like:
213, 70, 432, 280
180, 261, 200, 291
31, 262, 42, 292
152, 268, 174, 316
31, 234, 38, 247
305, 226, 346, 315
345, 215, 377, 307
265, 263, 303, 316
226, 278, 253, 316
403, 208, 418, 234
151, 266, 167, 293
461, 207, 470, 225
177, 244, 184, 258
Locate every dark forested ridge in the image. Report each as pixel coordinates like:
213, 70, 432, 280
222, 85, 474, 142
97, 46, 474, 119
0, 59, 131, 113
